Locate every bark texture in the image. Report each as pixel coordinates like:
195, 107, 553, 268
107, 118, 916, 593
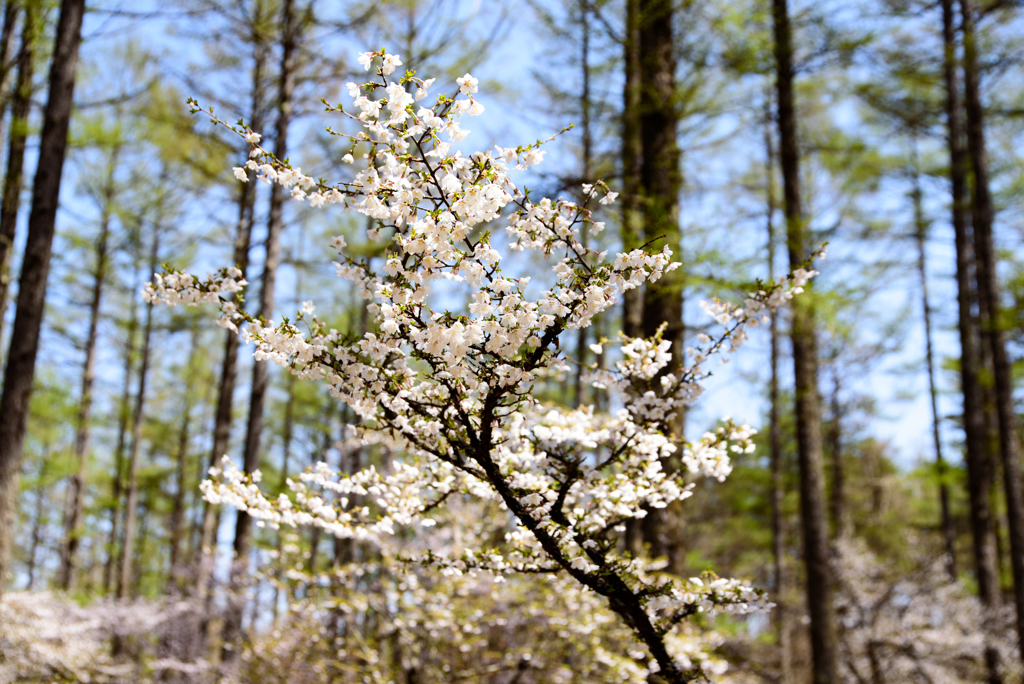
0, 0, 85, 592
771, 0, 838, 681
0, 0, 34, 339
961, 0, 1024, 671
941, 1, 1002, 680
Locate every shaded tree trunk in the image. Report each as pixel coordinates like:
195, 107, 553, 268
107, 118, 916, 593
103, 277, 140, 595
26, 453, 48, 591
59, 143, 119, 591
771, 0, 838, 681
620, 0, 643, 342
168, 321, 200, 591
961, 0, 1024, 672
573, 0, 592, 409
117, 224, 159, 600
911, 143, 956, 579
765, 90, 792, 684
635, 0, 685, 572
0, 0, 34, 339
941, 1, 1002, 680
0, 0, 17, 108
828, 362, 845, 540
222, 0, 297, 662
0, 0, 86, 593
195, 12, 269, 612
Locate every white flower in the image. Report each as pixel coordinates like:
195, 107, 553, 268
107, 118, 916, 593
381, 53, 403, 76
244, 131, 261, 144
357, 52, 374, 70
301, 301, 315, 314
233, 167, 248, 182
457, 73, 479, 95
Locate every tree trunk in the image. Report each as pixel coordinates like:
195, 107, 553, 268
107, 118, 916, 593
771, 0, 838, 681
828, 363, 845, 540
117, 225, 159, 600
222, 0, 296, 661
0, 0, 18, 117
573, 0, 592, 409
195, 15, 269, 611
961, 0, 1024, 672
620, 0, 643, 342
0, 0, 33, 339
911, 142, 956, 580
103, 276, 140, 595
168, 320, 200, 591
941, 1, 1002, 681
59, 143, 119, 591
765, 89, 793, 684
635, 0, 685, 572
0, 0, 85, 593
26, 453, 48, 591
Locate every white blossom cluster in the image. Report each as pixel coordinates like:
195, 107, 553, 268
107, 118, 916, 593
158, 49, 822, 682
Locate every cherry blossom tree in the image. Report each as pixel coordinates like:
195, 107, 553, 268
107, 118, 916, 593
146, 48, 820, 682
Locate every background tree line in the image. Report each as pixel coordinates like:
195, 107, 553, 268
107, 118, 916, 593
1, 0, 1024, 682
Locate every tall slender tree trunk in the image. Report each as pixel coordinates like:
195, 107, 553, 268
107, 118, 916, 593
59, 144, 119, 591
828, 363, 845, 540
573, 0, 592, 409
168, 321, 200, 591
26, 455, 48, 591
0, 0, 34, 340
117, 224, 159, 600
911, 143, 956, 579
222, 0, 297, 662
0, 0, 85, 593
771, 0, 838, 681
961, 1, 1024, 672
0, 0, 17, 107
620, 0, 642, 342
941, 2, 1002, 681
195, 18, 269, 611
765, 91, 792, 684
103, 277, 140, 595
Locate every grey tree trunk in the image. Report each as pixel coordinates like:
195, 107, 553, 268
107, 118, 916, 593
771, 0, 838, 681
961, 0, 1024, 672
0, 0, 34, 339
221, 0, 297, 662
941, 1, 1002, 680
0, 0, 85, 593
117, 225, 160, 600
59, 144, 119, 591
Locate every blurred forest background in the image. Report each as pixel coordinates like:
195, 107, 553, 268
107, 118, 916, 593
1, 0, 1024, 682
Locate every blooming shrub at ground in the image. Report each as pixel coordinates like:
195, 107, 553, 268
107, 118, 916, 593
147, 48, 820, 682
